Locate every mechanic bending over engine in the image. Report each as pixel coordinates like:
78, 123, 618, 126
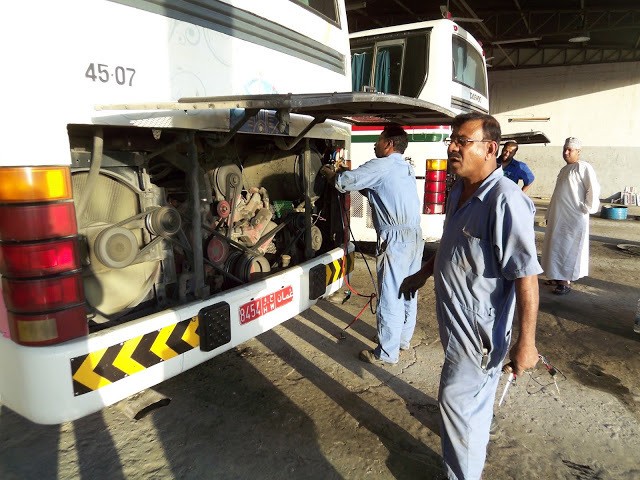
320, 124, 423, 365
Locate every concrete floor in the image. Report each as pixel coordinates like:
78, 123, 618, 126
1, 199, 639, 479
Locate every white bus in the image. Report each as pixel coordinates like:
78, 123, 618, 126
348, 20, 489, 241
0, 0, 361, 425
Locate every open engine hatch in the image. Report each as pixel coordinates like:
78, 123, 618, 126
500, 131, 550, 145
97, 92, 458, 127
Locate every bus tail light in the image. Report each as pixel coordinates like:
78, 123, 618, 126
0, 239, 81, 278
0, 166, 88, 346
8, 306, 88, 346
0, 202, 78, 241
424, 159, 448, 215
2, 273, 84, 312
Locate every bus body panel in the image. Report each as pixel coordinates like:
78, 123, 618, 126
0, 247, 352, 425
1, 0, 351, 166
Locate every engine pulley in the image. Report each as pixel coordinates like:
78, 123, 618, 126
206, 236, 230, 264
94, 227, 140, 269
145, 206, 181, 236
224, 251, 271, 282
216, 200, 231, 219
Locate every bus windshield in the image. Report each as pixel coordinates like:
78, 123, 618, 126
452, 35, 487, 96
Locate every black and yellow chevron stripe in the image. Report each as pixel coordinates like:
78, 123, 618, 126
70, 317, 199, 396
70, 253, 354, 396
326, 252, 354, 285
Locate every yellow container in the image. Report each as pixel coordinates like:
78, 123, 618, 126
426, 159, 447, 171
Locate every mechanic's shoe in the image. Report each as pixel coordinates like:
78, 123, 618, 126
359, 349, 398, 365
372, 334, 411, 351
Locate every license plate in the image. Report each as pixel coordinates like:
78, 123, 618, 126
239, 286, 294, 325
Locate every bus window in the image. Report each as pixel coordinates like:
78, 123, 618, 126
452, 35, 487, 96
400, 35, 428, 97
374, 43, 403, 94
293, 0, 339, 24
352, 48, 373, 92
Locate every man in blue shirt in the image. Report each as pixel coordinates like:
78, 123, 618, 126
400, 113, 541, 480
498, 141, 535, 192
320, 125, 423, 365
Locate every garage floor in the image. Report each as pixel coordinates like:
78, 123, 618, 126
1, 200, 639, 480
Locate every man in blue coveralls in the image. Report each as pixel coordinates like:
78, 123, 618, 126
400, 112, 541, 479
498, 140, 535, 192
320, 125, 423, 365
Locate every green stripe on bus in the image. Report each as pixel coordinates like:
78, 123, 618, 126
351, 133, 447, 143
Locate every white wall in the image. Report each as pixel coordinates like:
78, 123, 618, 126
489, 62, 640, 199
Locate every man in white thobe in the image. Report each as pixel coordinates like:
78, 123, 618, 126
542, 137, 600, 295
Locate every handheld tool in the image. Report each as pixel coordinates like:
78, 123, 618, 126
539, 354, 561, 394
498, 371, 516, 407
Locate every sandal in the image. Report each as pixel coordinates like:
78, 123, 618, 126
552, 284, 571, 295
544, 280, 558, 286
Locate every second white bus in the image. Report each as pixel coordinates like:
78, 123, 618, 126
349, 19, 489, 241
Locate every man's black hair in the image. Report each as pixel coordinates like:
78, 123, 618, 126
452, 112, 501, 143
381, 124, 409, 153
503, 140, 519, 152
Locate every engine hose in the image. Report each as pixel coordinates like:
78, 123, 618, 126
75, 127, 104, 225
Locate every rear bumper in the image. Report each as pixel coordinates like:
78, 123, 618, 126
0, 245, 353, 424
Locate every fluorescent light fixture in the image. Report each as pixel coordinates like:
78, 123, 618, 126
452, 18, 484, 23
508, 117, 550, 122
569, 32, 591, 43
492, 37, 542, 45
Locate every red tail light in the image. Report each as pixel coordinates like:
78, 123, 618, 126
0, 238, 81, 277
0, 166, 87, 346
425, 170, 447, 182
2, 273, 84, 312
8, 306, 88, 346
0, 202, 77, 241
424, 181, 447, 193
423, 192, 446, 204
424, 159, 448, 215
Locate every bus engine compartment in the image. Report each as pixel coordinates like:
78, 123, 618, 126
68, 125, 345, 328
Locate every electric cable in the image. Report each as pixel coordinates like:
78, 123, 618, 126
333, 189, 379, 338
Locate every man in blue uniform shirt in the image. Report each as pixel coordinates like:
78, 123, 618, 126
400, 113, 541, 480
320, 125, 423, 365
498, 140, 535, 192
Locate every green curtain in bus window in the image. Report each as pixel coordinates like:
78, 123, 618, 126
374, 49, 391, 93
352, 53, 365, 91
351, 52, 372, 92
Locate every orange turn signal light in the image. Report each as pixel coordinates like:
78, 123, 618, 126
0, 167, 72, 203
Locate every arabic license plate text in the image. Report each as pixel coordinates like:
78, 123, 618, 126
239, 286, 294, 325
